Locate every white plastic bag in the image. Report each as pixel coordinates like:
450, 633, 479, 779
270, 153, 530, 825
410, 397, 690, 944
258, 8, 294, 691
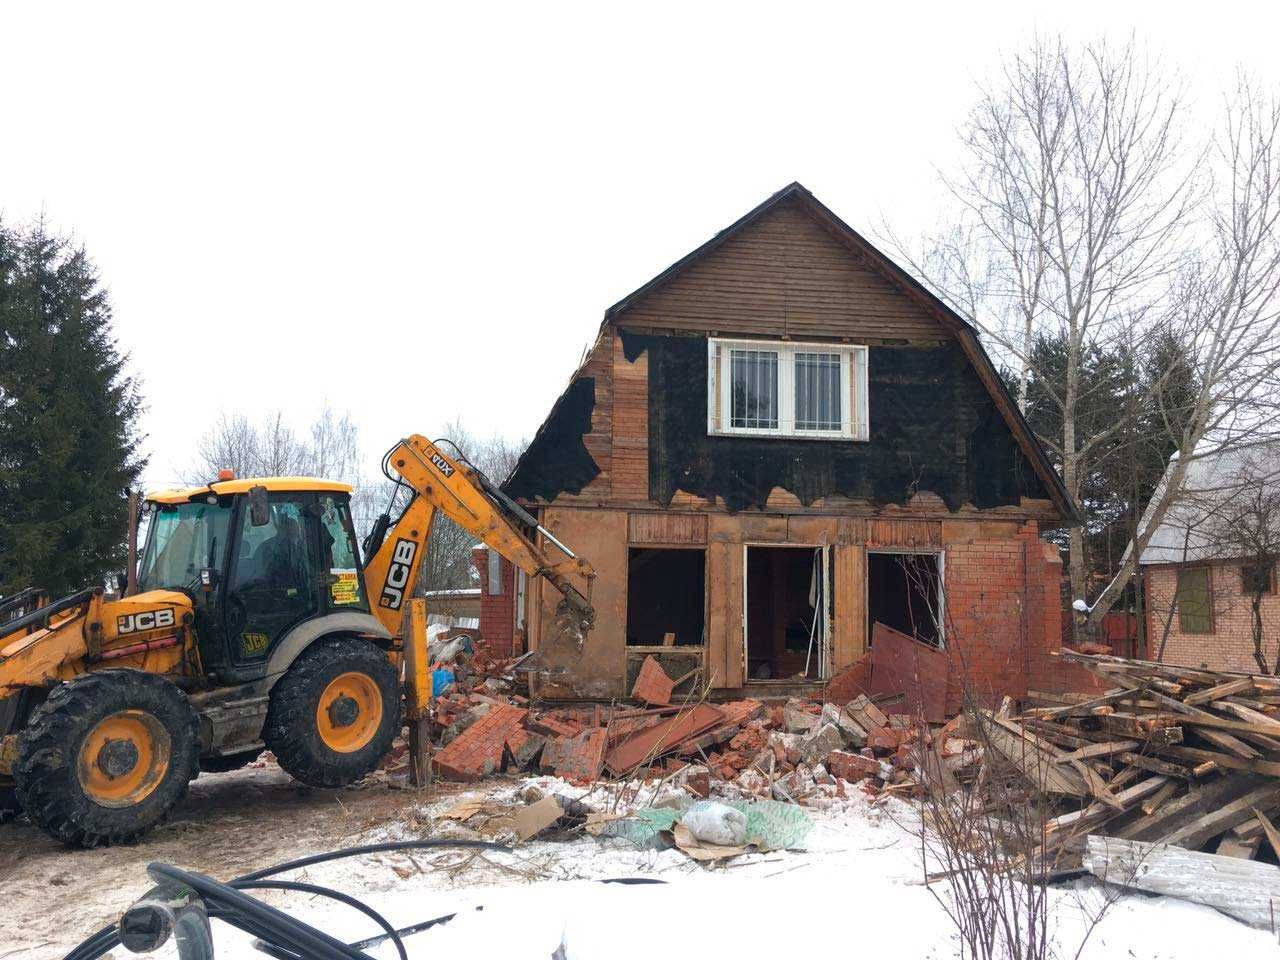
680, 800, 748, 846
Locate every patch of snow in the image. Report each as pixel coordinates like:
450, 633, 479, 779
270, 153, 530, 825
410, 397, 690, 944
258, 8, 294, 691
65, 777, 1278, 960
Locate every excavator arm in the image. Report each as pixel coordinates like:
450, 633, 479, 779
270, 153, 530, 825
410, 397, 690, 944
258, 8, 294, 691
360, 434, 595, 645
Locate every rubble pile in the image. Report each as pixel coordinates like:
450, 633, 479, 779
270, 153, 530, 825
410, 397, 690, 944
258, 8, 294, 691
394, 649, 953, 803
994, 650, 1280, 870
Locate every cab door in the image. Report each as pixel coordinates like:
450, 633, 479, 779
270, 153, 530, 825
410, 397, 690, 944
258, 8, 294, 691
223, 492, 323, 666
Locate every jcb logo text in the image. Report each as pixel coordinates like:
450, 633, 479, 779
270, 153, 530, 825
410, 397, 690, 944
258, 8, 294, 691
117, 608, 176, 635
380, 539, 417, 609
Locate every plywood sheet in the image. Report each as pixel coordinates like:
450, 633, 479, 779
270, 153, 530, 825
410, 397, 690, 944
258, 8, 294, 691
870, 621, 948, 723
536, 507, 628, 698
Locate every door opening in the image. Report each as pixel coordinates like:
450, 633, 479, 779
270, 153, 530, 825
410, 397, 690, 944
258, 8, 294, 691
745, 545, 828, 681
626, 547, 705, 646
867, 551, 943, 648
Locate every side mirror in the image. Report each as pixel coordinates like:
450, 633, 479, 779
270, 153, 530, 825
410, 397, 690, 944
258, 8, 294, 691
247, 485, 271, 527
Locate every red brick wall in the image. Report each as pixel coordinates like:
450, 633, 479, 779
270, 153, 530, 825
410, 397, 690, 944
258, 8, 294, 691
941, 523, 1101, 710
474, 548, 517, 659
1144, 562, 1280, 673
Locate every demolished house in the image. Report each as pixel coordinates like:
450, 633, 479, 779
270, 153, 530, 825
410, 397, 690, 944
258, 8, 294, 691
480, 183, 1079, 708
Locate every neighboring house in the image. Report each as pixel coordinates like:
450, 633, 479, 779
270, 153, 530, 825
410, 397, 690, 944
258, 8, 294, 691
1138, 441, 1280, 673
481, 183, 1078, 707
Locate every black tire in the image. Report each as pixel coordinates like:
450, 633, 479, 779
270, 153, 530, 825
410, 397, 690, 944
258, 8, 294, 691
1, 688, 48, 819
14, 670, 199, 847
264, 636, 400, 788
198, 748, 263, 774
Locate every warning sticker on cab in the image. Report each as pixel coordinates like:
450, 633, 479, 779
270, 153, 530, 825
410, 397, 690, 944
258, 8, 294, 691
331, 569, 360, 605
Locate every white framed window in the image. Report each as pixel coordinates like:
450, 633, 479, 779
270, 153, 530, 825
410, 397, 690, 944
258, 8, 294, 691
707, 338, 869, 440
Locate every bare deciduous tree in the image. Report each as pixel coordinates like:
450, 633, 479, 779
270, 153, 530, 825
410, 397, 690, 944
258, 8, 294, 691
889, 38, 1280, 631
1087, 76, 1280, 630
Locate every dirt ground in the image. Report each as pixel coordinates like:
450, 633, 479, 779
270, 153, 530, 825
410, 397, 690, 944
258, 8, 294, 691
0, 760, 462, 960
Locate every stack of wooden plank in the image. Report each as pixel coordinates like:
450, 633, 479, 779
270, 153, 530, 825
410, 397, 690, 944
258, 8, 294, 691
992, 650, 1280, 869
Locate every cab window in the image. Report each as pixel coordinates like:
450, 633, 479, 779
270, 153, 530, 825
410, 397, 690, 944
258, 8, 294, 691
224, 495, 319, 660
137, 501, 232, 592
319, 495, 367, 609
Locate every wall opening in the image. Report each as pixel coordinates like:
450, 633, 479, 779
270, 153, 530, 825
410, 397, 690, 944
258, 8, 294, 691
868, 551, 943, 647
745, 545, 827, 681
626, 547, 705, 646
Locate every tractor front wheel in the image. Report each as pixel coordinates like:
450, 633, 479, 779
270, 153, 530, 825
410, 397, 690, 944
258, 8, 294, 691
14, 671, 198, 847
264, 636, 400, 788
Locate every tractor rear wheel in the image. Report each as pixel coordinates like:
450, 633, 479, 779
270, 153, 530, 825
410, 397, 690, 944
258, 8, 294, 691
14, 671, 198, 847
264, 636, 400, 788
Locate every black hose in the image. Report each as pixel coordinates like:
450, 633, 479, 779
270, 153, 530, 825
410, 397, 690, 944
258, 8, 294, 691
236, 880, 406, 960
149, 864, 370, 960
234, 838, 508, 882
64, 835, 663, 960
64, 839, 508, 960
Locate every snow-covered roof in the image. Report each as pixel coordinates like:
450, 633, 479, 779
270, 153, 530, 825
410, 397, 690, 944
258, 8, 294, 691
1138, 439, 1280, 565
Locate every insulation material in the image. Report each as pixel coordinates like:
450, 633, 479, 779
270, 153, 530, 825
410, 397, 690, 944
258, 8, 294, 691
621, 331, 1048, 513
504, 377, 600, 502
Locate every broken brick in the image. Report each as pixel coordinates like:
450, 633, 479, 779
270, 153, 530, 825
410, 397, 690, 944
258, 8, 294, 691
505, 728, 547, 769
540, 728, 607, 783
434, 704, 528, 781
630, 655, 675, 706
827, 750, 882, 782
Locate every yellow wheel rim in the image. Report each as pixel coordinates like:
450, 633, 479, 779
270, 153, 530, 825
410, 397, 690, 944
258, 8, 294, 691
316, 672, 383, 753
76, 710, 171, 808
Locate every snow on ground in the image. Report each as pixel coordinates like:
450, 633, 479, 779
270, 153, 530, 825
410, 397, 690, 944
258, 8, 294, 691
34, 774, 1277, 960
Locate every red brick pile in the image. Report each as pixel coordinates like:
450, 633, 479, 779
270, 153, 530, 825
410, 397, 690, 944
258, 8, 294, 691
413, 644, 973, 800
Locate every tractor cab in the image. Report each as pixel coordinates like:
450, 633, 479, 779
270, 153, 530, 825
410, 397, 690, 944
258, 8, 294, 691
139, 477, 368, 684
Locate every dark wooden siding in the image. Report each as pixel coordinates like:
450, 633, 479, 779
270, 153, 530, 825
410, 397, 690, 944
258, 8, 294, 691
615, 197, 949, 343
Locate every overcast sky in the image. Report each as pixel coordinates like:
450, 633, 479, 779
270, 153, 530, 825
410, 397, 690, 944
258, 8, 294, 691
5, 2, 1279, 489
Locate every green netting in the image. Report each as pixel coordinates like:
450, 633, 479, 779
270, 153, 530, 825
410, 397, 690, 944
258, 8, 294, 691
724, 799, 813, 851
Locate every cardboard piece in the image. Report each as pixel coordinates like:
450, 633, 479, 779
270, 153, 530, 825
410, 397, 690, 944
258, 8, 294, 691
670, 822, 753, 862
509, 796, 564, 841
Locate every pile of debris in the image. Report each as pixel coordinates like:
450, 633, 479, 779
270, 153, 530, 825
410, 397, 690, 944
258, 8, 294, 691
992, 650, 1280, 870
400, 649, 951, 802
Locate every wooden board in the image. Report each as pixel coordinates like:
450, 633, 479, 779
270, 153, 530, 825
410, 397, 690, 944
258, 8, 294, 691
628, 512, 707, 545
705, 540, 744, 688
832, 543, 866, 670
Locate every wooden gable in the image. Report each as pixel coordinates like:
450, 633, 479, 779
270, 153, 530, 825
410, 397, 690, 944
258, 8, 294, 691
614, 195, 949, 344
506, 183, 1078, 524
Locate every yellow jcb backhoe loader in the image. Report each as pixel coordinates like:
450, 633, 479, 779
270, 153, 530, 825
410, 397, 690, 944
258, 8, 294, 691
0, 435, 593, 846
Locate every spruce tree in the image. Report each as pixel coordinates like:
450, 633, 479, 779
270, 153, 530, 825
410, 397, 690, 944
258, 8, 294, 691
0, 222, 146, 598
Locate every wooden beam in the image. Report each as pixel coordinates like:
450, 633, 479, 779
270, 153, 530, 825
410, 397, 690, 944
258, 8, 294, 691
1252, 807, 1280, 862
1182, 677, 1256, 706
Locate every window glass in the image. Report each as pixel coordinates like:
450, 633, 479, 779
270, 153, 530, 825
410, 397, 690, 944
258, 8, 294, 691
230, 498, 315, 606
730, 348, 779, 430
319, 496, 366, 607
137, 501, 232, 591
794, 351, 842, 431
710, 339, 866, 439
1241, 562, 1275, 596
1177, 567, 1213, 634
487, 548, 503, 596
